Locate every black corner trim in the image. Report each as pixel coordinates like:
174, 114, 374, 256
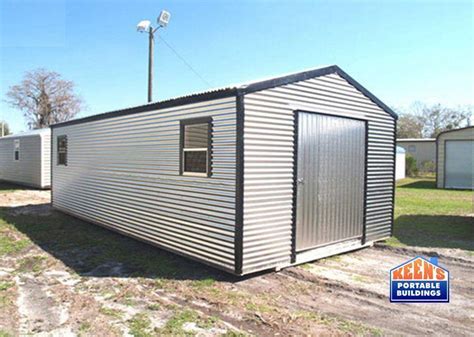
362, 118, 369, 244
290, 111, 299, 263
390, 119, 397, 237
51, 88, 237, 128
234, 94, 244, 275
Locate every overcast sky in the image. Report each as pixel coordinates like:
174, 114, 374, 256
1, 0, 472, 133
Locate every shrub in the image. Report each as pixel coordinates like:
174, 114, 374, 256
406, 155, 419, 177
420, 160, 435, 174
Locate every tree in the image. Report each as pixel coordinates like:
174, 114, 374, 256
419, 104, 471, 138
396, 113, 423, 138
1, 121, 12, 136
396, 102, 471, 138
6, 69, 83, 129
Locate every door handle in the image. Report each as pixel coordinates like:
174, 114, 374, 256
297, 178, 304, 184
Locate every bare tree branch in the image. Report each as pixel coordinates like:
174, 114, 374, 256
5, 68, 83, 129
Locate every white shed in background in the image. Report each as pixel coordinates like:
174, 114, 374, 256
396, 146, 406, 180
436, 126, 473, 189
397, 138, 436, 171
0, 129, 51, 189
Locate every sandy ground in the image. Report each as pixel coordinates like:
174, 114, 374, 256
0, 189, 473, 336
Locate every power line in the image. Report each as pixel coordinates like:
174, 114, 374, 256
157, 35, 213, 88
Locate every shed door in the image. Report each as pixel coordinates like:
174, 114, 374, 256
295, 112, 366, 252
445, 140, 473, 189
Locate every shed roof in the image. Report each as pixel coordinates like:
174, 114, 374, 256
0, 128, 50, 139
397, 138, 435, 142
51, 65, 397, 128
436, 126, 473, 140
396, 146, 406, 153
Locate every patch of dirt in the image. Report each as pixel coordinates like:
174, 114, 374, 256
0, 188, 473, 336
0, 189, 50, 207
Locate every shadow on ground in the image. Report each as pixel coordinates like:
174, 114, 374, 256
1, 204, 241, 282
397, 179, 436, 189
394, 214, 474, 250
0, 181, 38, 192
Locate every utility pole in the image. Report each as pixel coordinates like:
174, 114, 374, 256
136, 10, 171, 103
148, 26, 154, 103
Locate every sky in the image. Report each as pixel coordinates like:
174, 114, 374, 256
0, 0, 472, 133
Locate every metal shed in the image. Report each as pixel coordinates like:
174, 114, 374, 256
50, 65, 397, 275
0, 129, 51, 189
396, 146, 406, 180
397, 138, 436, 170
436, 126, 473, 189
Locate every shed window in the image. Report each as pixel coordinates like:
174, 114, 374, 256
57, 135, 68, 166
14, 139, 20, 161
180, 118, 211, 177
408, 145, 416, 153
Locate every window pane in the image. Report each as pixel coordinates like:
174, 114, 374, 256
184, 150, 207, 173
14, 151, 19, 160
184, 123, 208, 148
58, 136, 67, 165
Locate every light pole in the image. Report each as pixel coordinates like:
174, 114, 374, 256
137, 10, 171, 103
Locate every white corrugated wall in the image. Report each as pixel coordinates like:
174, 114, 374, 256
52, 97, 237, 272
0, 133, 48, 188
242, 73, 395, 274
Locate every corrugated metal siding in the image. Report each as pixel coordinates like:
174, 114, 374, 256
42, 134, 51, 187
295, 112, 366, 251
242, 73, 395, 274
436, 128, 474, 188
0, 134, 46, 188
52, 97, 237, 272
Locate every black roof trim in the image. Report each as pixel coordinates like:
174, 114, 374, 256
51, 88, 237, 128
237, 65, 397, 119
436, 126, 474, 141
51, 64, 397, 128
333, 66, 398, 120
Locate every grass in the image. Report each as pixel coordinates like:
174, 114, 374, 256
386, 177, 473, 250
16, 255, 48, 274
157, 309, 215, 336
0, 330, 13, 337
78, 321, 92, 335
0, 219, 30, 256
128, 313, 152, 337
99, 306, 123, 319
191, 277, 216, 289
146, 303, 161, 311
0, 282, 14, 292
0, 206, 205, 280
294, 310, 383, 336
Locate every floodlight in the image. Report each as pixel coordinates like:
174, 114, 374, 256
158, 10, 171, 27
136, 20, 151, 32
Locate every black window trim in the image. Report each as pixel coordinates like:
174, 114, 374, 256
57, 135, 68, 166
179, 117, 212, 177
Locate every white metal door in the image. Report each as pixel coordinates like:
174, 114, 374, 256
445, 140, 474, 189
295, 112, 366, 252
